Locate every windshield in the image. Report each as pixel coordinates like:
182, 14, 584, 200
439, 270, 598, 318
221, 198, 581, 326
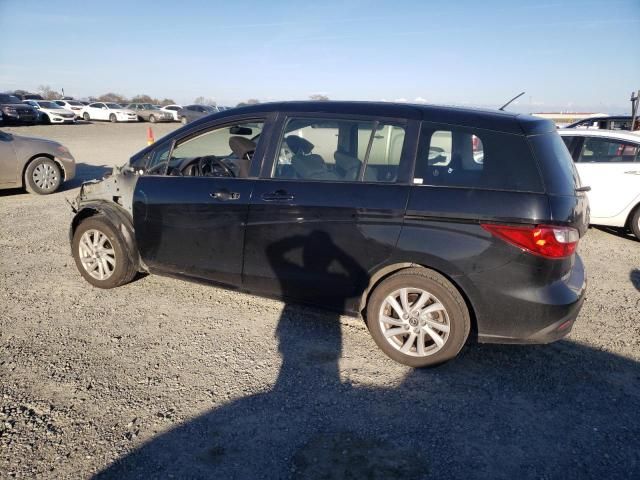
203, 106, 217, 112
68, 100, 83, 106
106, 103, 122, 109
39, 101, 63, 109
0, 94, 21, 104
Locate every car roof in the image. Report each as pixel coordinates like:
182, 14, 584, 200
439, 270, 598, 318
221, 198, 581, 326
559, 128, 640, 141
199, 101, 554, 135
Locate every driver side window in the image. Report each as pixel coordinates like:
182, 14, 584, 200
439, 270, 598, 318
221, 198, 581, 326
166, 120, 265, 178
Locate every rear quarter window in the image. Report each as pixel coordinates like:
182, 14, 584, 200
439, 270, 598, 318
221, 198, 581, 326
528, 132, 580, 195
415, 124, 543, 192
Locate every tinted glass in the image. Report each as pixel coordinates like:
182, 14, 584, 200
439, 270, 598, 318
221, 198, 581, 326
578, 137, 639, 163
416, 125, 542, 192
0, 94, 21, 103
105, 103, 122, 109
272, 117, 406, 182
528, 132, 579, 194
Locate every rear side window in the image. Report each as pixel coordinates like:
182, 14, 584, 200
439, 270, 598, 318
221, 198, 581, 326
578, 137, 639, 163
528, 132, 580, 195
415, 125, 543, 192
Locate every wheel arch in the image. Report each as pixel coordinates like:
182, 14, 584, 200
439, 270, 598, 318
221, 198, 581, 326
625, 200, 640, 228
360, 262, 479, 339
21, 153, 66, 188
70, 202, 142, 270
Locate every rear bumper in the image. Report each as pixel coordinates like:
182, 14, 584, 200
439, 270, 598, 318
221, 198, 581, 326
466, 254, 586, 344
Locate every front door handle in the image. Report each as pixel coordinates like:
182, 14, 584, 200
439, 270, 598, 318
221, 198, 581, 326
624, 170, 640, 175
210, 189, 240, 201
261, 189, 294, 202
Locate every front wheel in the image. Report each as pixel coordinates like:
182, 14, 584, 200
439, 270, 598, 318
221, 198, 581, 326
25, 157, 62, 194
83, 112, 90, 121
181, 116, 188, 125
366, 268, 470, 367
630, 207, 640, 240
149, 114, 156, 123
72, 216, 138, 288
109, 113, 117, 123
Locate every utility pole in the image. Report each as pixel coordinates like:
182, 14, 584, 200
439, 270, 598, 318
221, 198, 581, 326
631, 90, 639, 131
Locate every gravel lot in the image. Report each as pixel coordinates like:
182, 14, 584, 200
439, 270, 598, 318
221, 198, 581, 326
1, 122, 639, 479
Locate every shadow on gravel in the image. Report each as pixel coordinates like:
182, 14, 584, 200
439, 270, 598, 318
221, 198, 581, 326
95, 233, 640, 480
631, 269, 640, 291
593, 225, 638, 242
61, 163, 111, 190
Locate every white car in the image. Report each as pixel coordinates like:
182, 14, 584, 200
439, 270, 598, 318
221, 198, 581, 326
52, 99, 86, 118
81, 102, 138, 123
559, 129, 640, 239
22, 100, 76, 124
159, 104, 182, 121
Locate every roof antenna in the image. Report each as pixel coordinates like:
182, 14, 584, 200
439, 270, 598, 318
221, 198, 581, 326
499, 91, 525, 111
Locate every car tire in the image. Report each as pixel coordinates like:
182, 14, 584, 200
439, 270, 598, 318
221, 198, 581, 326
72, 216, 138, 289
630, 206, 640, 240
83, 112, 90, 121
24, 157, 62, 195
181, 116, 188, 125
109, 114, 117, 123
149, 114, 156, 123
366, 267, 470, 367
41, 114, 51, 125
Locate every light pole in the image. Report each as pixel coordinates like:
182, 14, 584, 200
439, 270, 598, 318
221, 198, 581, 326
631, 90, 639, 131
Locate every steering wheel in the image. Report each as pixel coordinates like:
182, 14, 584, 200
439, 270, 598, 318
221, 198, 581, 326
198, 155, 235, 177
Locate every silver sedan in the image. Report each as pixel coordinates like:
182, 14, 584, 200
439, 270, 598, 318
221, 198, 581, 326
0, 130, 76, 194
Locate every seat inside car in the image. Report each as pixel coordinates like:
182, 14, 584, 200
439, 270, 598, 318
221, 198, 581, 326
228, 136, 255, 177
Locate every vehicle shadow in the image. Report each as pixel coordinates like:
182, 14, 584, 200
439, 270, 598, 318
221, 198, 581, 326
593, 225, 637, 242
631, 269, 640, 291
94, 233, 640, 480
60, 163, 111, 190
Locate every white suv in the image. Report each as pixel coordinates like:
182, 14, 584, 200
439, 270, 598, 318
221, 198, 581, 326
559, 129, 640, 239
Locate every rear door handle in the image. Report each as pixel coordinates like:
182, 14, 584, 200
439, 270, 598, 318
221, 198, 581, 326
261, 190, 294, 202
210, 189, 240, 201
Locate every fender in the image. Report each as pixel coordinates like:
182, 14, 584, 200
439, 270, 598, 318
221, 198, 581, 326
69, 201, 143, 271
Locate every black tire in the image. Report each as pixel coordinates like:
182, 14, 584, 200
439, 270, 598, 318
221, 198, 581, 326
83, 112, 90, 121
24, 157, 62, 194
149, 114, 156, 123
72, 216, 138, 289
42, 114, 51, 125
181, 116, 188, 125
366, 267, 470, 367
109, 113, 117, 123
630, 206, 640, 240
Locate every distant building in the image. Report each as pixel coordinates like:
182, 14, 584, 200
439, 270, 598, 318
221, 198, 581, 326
532, 112, 607, 127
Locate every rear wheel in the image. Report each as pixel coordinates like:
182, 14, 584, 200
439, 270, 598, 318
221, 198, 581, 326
630, 206, 640, 240
83, 112, 90, 121
366, 268, 470, 367
149, 114, 156, 123
25, 157, 62, 194
72, 216, 138, 288
109, 113, 117, 123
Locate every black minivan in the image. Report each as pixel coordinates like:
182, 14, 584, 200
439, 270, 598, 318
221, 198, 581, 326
70, 101, 588, 367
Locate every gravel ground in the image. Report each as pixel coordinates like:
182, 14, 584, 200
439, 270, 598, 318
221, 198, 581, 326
0, 123, 639, 479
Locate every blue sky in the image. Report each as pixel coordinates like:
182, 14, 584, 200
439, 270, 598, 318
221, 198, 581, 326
1, 0, 638, 112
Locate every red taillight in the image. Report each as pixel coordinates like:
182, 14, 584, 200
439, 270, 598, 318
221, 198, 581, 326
481, 224, 579, 259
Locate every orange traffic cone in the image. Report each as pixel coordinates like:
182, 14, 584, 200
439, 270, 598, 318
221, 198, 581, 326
147, 126, 155, 145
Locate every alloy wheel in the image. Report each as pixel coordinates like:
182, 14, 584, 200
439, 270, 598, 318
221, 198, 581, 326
378, 288, 450, 357
78, 229, 116, 281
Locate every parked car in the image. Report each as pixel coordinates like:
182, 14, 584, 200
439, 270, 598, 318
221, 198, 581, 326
0, 129, 75, 194
14, 93, 44, 101
82, 103, 138, 122
69, 101, 588, 367
177, 104, 218, 124
559, 129, 640, 239
159, 104, 182, 121
23, 100, 76, 124
565, 115, 639, 131
53, 99, 86, 118
125, 103, 173, 123
0, 94, 39, 125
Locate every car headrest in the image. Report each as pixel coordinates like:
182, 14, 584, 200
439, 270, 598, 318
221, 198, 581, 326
229, 136, 256, 159
285, 135, 314, 155
334, 151, 361, 171
292, 154, 326, 178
